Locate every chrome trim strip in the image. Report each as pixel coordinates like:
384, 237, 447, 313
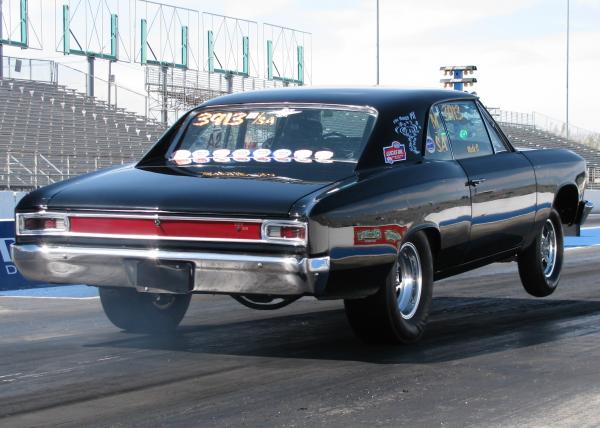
11, 244, 329, 296
197, 102, 379, 117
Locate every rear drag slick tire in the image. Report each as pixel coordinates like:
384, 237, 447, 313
344, 231, 434, 345
99, 287, 191, 334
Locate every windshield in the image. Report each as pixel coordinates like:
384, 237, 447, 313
168, 105, 377, 174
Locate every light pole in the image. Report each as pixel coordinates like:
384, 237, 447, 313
376, 0, 380, 85
566, 0, 570, 140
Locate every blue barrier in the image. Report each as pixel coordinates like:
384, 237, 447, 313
0, 219, 42, 290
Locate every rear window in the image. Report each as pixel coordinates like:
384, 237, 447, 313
168, 105, 376, 167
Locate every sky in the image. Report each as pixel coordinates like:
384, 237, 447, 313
2, 0, 599, 131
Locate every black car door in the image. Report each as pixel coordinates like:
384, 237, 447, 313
439, 100, 537, 262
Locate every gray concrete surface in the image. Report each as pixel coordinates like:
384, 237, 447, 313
585, 189, 600, 213
0, 191, 25, 219
1, 248, 600, 427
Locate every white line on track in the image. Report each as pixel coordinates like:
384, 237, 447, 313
0, 295, 99, 300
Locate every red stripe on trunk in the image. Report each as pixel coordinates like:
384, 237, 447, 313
68, 217, 262, 240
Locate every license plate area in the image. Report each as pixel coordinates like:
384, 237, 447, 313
131, 259, 194, 294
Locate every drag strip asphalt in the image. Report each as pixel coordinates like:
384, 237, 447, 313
1, 247, 600, 427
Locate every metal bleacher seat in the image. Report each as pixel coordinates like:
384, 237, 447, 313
1, 77, 167, 189
501, 123, 600, 168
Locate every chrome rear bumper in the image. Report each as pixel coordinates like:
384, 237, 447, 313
11, 244, 329, 296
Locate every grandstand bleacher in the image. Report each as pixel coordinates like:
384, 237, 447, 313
0, 78, 166, 189
499, 122, 600, 188
2, 75, 600, 191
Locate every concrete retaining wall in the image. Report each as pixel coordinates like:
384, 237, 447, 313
0, 191, 26, 219
585, 190, 600, 213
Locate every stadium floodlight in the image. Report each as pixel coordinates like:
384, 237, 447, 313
440, 66, 478, 91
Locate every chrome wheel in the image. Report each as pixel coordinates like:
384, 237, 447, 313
395, 242, 423, 320
541, 219, 557, 278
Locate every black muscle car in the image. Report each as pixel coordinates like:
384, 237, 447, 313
12, 88, 592, 344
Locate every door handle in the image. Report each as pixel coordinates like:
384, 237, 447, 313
466, 178, 486, 187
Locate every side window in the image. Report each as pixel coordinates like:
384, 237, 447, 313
425, 105, 452, 160
479, 106, 509, 153
440, 101, 494, 159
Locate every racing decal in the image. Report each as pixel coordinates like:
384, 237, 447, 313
383, 141, 406, 164
273, 149, 292, 160
213, 149, 231, 159
353, 225, 408, 248
171, 148, 337, 164
267, 108, 301, 118
294, 149, 313, 160
172, 150, 192, 165
435, 136, 450, 152
192, 149, 210, 164
193, 112, 248, 127
467, 144, 480, 154
393, 111, 422, 154
441, 104, 463, 121
426, 137, 436, 154
315, 150, 334, 163
253, 148, 272, 162
232, 149, 251, 162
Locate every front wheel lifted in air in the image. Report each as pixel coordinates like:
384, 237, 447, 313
517, 209, 564, 297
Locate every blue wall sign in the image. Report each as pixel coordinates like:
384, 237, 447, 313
0, 220, 40, 290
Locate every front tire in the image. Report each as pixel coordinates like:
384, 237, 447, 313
344, 231, 434, 344
518, 209, 564, 297
99, 287, 191, 334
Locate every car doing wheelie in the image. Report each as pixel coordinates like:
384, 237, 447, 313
12, 88, 592, 344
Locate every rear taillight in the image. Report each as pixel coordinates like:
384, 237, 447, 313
262, 221, 307, 245
17, 213, 69, 235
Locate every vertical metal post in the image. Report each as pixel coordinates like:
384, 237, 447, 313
297, 46, 304, 85
454, 70, 464, 92
376, 0, 379, 85
227, 73, 233, 93
207, 30, 214, 72
266, 40, 273, 80
108, 60, 112, 108
161, 65, 168, 125
140, 19, 147, 64
0, 0, 4, 80
242, 36, 249, 76
86, 56, 95, 97
566, 0, 570, 140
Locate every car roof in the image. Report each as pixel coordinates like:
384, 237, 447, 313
200, 87, 477, 111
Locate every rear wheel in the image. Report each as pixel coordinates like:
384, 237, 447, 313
99, 287, 191, 334
344, 231, 434, 344
518, 209, 564, 297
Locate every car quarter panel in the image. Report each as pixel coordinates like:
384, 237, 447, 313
292, 160, 471, 298
519, 148, 587, 235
